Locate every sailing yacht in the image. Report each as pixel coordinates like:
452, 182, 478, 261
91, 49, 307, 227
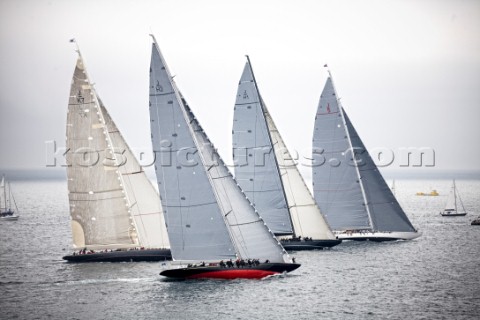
440, 180, 467, 216
63, 43, 171, 262
312, 71, 420, 241
232, 57, 340, 250
0, 175, 19, 221
149, 36, 299, 279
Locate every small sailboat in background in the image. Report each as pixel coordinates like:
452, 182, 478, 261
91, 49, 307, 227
63, 41, 171, 262
312, 69, 420, 241
149, 36, 299, 279
232, 57, 340, 250
0, 175, 19, 221
440, 180, 467, 217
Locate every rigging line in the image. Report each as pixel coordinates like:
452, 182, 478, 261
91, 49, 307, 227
236, 101, 260, 106
9, 182, 16, 212
164, 201, 217, 208
71, 188, 124, 194
121, 171, 142, 176
211, 175, 231, 180
149, 91, 174, 97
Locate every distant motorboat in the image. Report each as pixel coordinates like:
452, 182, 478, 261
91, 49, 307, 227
0, 175, 19, 221
471, 217, 480, 225
416, 190, 439, 196
440, 180, 467, 217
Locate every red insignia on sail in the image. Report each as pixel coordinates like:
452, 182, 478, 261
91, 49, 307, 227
327, 103, 331, 113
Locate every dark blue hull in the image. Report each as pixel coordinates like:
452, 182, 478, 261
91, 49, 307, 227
281, 239, 342, 251
63, 248, 172, 262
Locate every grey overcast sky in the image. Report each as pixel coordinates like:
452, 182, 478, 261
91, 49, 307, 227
1, 0, 479, 179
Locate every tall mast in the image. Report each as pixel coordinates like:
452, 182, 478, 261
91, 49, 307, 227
453, 179, 457, 212
8, 182, 11, 210
3, 175, 6, 211
245, 55, 297, 237
327, 68, 374, 230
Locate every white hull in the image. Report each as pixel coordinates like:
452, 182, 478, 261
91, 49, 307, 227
335, 230, 421, 241
1, 215, 19, 221
440, 210, 466, 217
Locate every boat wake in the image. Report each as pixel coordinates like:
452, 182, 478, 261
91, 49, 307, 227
56, 277, 157, 286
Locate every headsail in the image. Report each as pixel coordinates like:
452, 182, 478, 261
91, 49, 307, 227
344, 111, 415, 232
66, 52, 169, 250
149, 37, 287, 263
99, 100, 170, 249
313, 74, 416, 233
445, 181, 457, 211
233, 60, 336, 240
444, 180, 466, 214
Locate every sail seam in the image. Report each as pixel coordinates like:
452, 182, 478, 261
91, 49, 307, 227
230, 219, 262, 227
235, 102, 259, 106
149, 92, 174, 97
164, 202, 217, 208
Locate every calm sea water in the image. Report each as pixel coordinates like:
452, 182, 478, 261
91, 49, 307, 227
1, 178, 479, 320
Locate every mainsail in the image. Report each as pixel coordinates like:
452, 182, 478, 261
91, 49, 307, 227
149, 36, 288, 263
232, 59, 336, 241
313, 74, 416, 233
66, 52, 169, 250
445, 185, 457, 211
232, 62, 292, 236
0, 176, 8, 211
